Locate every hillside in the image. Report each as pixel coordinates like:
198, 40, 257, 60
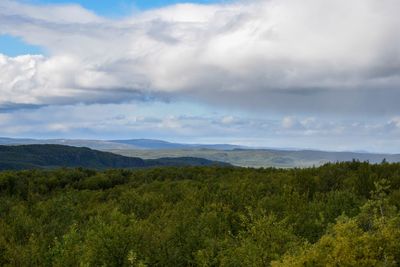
109, 148, 400, 168
2, 137, 399, 168
0, 145, 229, 170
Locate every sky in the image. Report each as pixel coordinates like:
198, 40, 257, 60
0, 0, 400, 153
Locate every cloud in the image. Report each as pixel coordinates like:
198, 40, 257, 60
0, 102, 399, 152
282, 116, 302, 130
221, 115, 235, 125
1, 0, 400, 115
386, 117, 400, 131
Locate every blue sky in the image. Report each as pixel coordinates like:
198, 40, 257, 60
1, 0, 225, 56
23, 0, 226, 15
0, 0, 400, 152
0, 34, 44, 56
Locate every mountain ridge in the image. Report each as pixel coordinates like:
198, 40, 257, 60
0, 144, 230, 171
1, 137, 399, 168
0, 137, 245, 150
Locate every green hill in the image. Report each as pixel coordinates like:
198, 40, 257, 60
109, 148, 400, 168
0, 145, 229, 170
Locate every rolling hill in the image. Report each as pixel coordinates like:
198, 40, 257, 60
1, 137, 399, 168
0, 145, 230, 171
108, 148, 400, 168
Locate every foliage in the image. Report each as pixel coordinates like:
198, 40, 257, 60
0, 161, 400, 266
273, 179, 400, 266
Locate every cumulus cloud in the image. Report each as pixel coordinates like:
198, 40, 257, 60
1, 0, 400, 115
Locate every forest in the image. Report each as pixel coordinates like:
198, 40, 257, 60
0, 161, 400, 266
0, 145, 228, 171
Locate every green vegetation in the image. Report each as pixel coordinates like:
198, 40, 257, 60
109, 148, 400, 168
0, 161, 400, 266
0, 145, 229, 171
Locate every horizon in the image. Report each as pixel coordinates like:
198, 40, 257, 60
1, 0, 400, 153
0, 136, 398, 155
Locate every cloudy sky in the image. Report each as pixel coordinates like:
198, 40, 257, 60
1, 0, 400, 153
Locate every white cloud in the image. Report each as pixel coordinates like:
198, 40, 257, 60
1, 0, 101, 24
221, 115, 235, 125
387, 117, 400, 130
282, 116, 298, 129
281, 116, 319, 130
0, 0, 400, 115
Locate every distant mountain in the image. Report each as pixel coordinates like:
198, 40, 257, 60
110, 139, 188, 149
110, 139, 244, 150
0, 145, 230, 171
0, 138, 137, 150
0, 137, 244, 150
1, 137, 399, 168
0, 137, 37, 145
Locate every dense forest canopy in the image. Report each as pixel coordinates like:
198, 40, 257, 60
1, 161, 400, 266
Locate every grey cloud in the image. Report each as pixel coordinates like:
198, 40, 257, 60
187, 87, 400, 116
0, 102, 46, 112
146, 20, 181, 44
